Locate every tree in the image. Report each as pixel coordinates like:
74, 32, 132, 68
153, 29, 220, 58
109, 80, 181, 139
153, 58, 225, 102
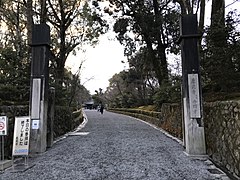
104, 72, 128, 108
127, 47, 158, 104
92, 88, 105, 107
153, 74, 181, 108
206, 0, 231, 92
0, 0, 30, 105
0, 47, 30, 105
173, 0, 206, 35
105, 63, 156, 108
105, 0, 180, 86
104, 47, 181, 108
45, 0, 108, 86
24, 0, 33, 47
0, 0, 100, 106
54, 65, 91, 107
202, 8, 240, 94
29, 0, 108, 104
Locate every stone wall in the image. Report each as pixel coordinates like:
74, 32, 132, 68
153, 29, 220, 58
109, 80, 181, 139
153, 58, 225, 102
161, 103, 182, 139
161, 101, 240, 178
204, 101, 240, 178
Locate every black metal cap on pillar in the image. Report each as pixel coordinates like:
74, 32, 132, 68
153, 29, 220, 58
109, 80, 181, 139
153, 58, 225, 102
180, 14, 198, 36
32, 24, 50, 46
31, 24, 50, 79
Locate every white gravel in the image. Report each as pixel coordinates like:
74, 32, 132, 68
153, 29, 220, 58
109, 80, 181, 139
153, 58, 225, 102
0, 110, 229, 180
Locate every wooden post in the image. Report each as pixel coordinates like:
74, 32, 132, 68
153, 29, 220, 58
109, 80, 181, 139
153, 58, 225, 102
179, 14, 206, 156
47, 87, 55, 148
29, 24, 50, 153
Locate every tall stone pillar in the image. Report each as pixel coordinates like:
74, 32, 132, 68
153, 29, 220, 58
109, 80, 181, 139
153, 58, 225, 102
179, 14, 206, 156
29, 24, 50, 153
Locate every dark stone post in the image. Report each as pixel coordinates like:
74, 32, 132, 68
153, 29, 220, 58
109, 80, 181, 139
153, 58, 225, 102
179, 14, 206, 155
29, 24, 50, 153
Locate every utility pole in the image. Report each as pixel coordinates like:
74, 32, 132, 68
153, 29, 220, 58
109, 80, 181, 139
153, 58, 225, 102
179, 14, 206, 156
29, 24, 50, 153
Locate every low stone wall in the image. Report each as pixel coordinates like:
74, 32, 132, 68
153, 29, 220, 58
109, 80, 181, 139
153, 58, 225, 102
109, 100, 240, 179
161, 104, 182, 139
108, 108, 162, 128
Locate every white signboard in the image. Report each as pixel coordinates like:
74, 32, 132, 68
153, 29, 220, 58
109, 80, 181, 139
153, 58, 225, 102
31, 78, 41, 119
0, 116, 7, 135
12, 116, 31, 156
188, 74, 201, 118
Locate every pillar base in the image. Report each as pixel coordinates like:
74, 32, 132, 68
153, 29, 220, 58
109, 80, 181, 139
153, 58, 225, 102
0, 160, 12, 171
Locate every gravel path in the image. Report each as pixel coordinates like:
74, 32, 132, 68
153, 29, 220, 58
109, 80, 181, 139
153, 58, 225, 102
0, 110, 229, 180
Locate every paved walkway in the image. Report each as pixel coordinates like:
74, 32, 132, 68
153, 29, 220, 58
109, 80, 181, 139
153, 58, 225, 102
0, 110, 230, 180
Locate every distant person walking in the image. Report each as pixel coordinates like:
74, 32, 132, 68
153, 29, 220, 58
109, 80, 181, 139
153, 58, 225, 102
100, 104, 104, 114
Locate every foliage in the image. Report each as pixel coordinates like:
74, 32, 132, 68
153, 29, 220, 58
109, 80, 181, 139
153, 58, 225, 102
92, 88, 105, 107
153, 75, 181, 108
0, 0, 98, 107
44, 0, 108, 85
0, 48, 30, 104
135, 105, 158, 112
54, 106, 83, 138
0, 0, 30, 105
104, 71, 131, 108
52, 67, 91, 106
104, 59, 181, 108
104, 66, 156, 108
201, 10, 240, 94
44, 0, 108, 104
105, 0, 181, 86
103, 0, 240, 107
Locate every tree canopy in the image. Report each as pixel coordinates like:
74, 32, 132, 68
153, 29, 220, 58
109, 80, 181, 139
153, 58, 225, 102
0, 0, 104, 106
101, 0, 240, 107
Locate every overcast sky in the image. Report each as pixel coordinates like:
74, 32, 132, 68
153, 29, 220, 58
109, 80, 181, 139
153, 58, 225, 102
66, 31, 127, 95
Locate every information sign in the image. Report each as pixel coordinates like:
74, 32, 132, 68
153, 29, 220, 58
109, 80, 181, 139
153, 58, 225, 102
188, 74, 201, 118
32, 120, 39, 129
31, 78, 41, 119
0, 116, 7, 135
12, 116, 31, 156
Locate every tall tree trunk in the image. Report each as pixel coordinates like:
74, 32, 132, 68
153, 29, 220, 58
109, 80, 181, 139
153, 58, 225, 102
26, 0, 33, 46
56, 0, 67, 87
174, 0, 192, 14
209, 0, 234, 91
211, 0, 225, 47
198, 0, 205, 36
152, 0, 169, 85
211, 0, 225, 27
40, 0, 47, 23
143, 32, 164, 86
